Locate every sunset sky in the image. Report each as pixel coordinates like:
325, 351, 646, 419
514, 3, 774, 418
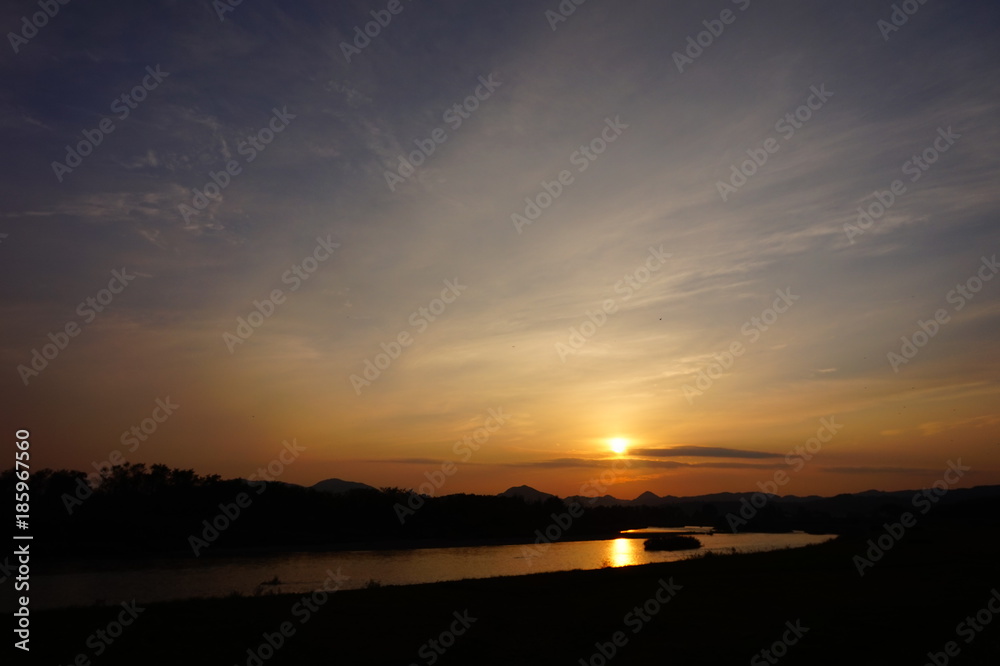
2, 0, 998, 499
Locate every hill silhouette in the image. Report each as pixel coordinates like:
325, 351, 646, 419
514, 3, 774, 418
499, 485, 558, 503
6, 463, 999, 560
310, 478, 376, 494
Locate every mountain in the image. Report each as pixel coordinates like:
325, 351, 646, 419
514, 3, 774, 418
564, 494, 627, 507
632, 491, 664, 506
313, 478, 1000, 510
500, 485, 557, 503
311, 478, 376, 494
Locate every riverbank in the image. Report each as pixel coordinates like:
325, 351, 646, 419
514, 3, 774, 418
20, 525, 1000, 665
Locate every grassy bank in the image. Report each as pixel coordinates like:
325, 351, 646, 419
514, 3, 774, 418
21, 526, 1000, 665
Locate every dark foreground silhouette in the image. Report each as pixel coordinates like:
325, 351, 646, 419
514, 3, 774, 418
17, 524, 1000, 665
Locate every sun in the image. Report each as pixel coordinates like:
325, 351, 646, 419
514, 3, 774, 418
608, 437, 628, 455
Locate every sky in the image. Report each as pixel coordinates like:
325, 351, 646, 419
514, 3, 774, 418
2, 0, 999, 499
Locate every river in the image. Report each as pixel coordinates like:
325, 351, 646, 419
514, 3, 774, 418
21, 530, 835, 610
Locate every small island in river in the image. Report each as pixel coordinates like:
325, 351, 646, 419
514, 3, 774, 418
643, 535, 702, 551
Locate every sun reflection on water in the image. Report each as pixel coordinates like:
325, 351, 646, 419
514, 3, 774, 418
606, 538, 640, 568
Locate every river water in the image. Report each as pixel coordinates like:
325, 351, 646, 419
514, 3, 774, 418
22, 530, 835, 610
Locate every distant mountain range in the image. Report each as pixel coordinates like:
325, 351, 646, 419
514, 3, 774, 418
560, 488, 828, 507
307, 478, 1000, 508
